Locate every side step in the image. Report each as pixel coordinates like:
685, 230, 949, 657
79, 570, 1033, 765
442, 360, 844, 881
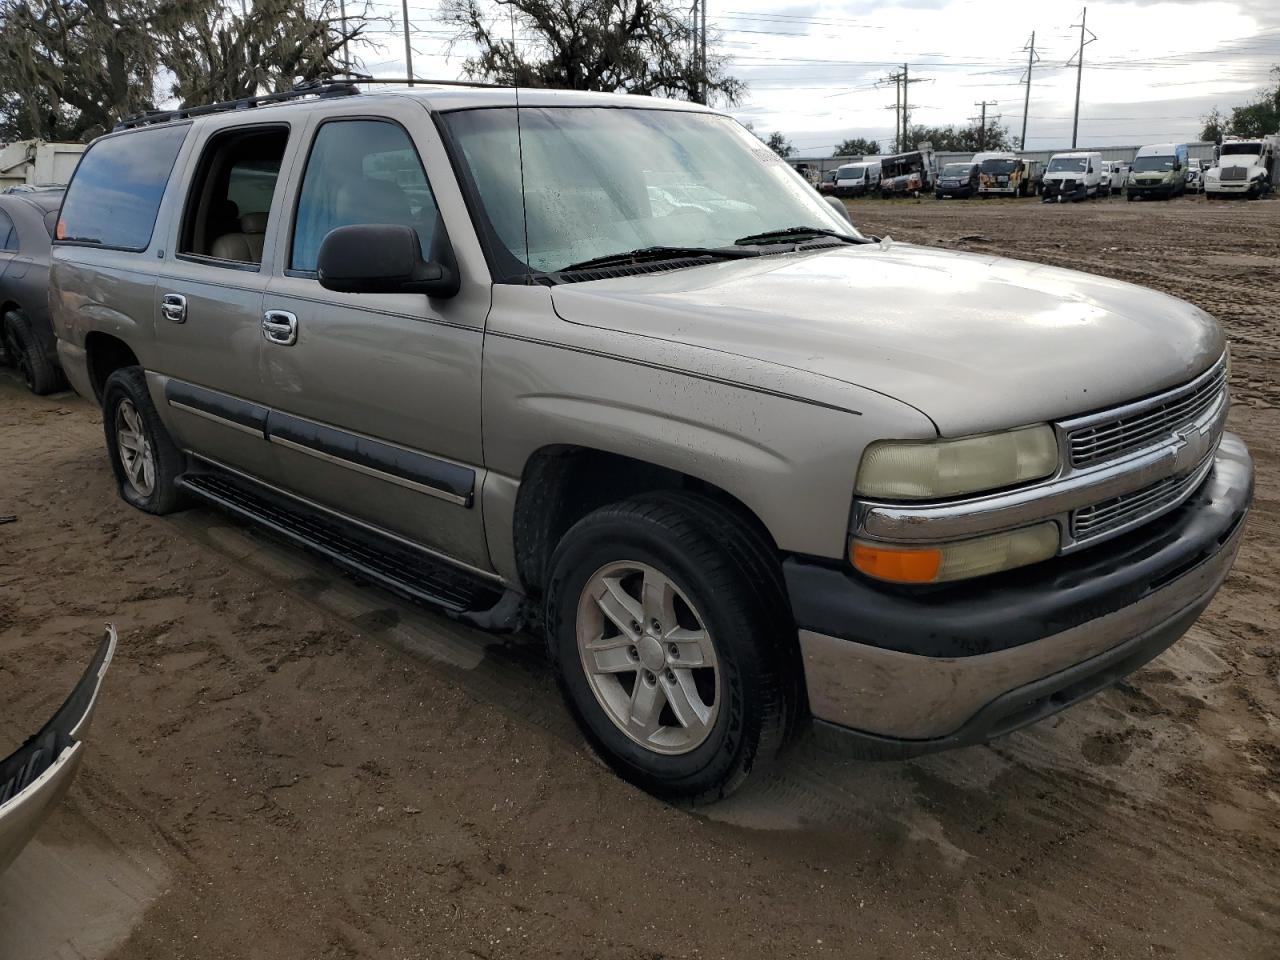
177, 467, 519, 627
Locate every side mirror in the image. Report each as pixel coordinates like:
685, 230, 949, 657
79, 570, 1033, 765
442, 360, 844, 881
317, 223, 459, 298
824, 195, 854, 225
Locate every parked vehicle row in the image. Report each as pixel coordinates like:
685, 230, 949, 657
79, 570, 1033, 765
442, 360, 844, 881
28, 80, 1251, 804
0, 189, 66, 394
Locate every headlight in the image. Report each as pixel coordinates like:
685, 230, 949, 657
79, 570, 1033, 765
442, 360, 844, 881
855, 425, 1058, 500
850, 522, 1060, 584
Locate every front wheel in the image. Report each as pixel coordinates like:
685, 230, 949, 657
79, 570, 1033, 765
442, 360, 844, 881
546, 494, 798, 802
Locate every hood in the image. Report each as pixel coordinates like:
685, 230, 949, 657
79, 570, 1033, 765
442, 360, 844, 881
548, 243, 1223, 436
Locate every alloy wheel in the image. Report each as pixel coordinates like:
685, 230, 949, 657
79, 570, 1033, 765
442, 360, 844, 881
115, 399, 156, 497
575, 561, 720, 756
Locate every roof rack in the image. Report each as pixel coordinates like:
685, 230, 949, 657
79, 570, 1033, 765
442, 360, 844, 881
115, 73, 510, 130
115, 78, 359, 130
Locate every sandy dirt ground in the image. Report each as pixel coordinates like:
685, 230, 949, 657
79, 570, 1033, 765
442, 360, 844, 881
1, 194, 1277, 960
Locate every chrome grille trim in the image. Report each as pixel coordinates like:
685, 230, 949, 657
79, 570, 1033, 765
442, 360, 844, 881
1072, 452, 1216, 542
1222, 166, 1247, 181
1065, 356, 1227, 469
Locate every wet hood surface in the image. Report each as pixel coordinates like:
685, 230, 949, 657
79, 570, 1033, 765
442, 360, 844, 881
549, 242, 1224, 435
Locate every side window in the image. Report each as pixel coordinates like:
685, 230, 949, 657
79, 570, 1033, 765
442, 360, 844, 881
56, 124, 187, 250
0, 209, 15, 251
290, 119, 439, 274
178, 126, 289, 266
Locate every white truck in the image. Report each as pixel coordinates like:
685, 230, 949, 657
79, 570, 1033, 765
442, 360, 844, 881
0, 139, 87, 192
1204, 135, 1278, 200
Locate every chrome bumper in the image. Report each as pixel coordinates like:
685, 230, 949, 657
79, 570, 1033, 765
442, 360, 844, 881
0, 627, 116, 873
795, 435, 1251, 752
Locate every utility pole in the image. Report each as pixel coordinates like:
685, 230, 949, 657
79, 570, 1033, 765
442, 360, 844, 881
1019, 31, 1039, 150
881, 66, 928, 153
700, 0, 707, 104
690, 1, 699, 103
1068, 7, 1096, 149
973, 101, 998, 150
402, 0, 414, 86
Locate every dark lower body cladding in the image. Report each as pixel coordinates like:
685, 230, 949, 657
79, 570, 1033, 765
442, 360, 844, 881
784, 433, 1253, 759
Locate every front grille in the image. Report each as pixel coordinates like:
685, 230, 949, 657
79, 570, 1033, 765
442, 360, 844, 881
1222, 166, 1248, 181
1068, 360, 1227, 468
1072, 454, 1213, 541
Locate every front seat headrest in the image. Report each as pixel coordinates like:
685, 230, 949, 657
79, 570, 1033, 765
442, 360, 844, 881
240, 212, 269, 235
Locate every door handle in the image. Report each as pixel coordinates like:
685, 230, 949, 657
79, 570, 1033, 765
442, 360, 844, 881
261, 310, 298, 346
160, 293, 187, 324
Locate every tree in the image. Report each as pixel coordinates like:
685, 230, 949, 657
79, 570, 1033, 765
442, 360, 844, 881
1200, 67, 1279, 141
1199, 107, 1227, 144
160, 0, 372, 107
902, 120, 1011, 153
764, 130, 793, 157
0, 0, 170, 140
441, 0, 743, 105
833, 137, 879, 157
0, 0, 372, 141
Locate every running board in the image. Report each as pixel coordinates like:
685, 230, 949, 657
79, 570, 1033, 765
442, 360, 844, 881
177, 468, 520, 628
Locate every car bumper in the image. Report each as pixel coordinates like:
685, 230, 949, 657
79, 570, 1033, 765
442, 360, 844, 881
784, 433, 1252, 757
0, 627, 116, 873
1129, 183, 1176, 196
936, 186, 973, 198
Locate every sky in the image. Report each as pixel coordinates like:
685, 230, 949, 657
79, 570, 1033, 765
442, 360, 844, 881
345, 0, 1280, 156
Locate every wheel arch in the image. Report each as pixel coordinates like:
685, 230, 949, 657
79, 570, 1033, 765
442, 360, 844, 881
84, 332, 141, 404
509, 444, 781, 600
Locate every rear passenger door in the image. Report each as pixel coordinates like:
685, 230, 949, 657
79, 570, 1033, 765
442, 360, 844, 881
151, 122, 297, 478
257, 106, 490, 571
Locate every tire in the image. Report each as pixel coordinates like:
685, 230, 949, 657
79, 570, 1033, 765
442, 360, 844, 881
102, 366, 187, 515
545, 492, 799, 802
3, 310, 64, 395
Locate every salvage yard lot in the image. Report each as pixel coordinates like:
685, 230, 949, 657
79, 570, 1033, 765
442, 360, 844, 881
1, 195, 1278, 959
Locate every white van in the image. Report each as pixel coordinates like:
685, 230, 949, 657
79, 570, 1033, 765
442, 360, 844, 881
834, 161, 882, 198
1041, 151, 1103, 202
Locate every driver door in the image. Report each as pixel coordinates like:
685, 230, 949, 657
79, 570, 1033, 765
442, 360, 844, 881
256, 104, 492, 571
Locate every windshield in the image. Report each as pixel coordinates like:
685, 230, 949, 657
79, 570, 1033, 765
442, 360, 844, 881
1133, 155, 1175, 172
1221, 143, 1260, 156
837, 165, 866, 179
980, 158, 1017, 175
940, 163, 970, 176
442, 107, 859, 276
1047, 156, 1087, 173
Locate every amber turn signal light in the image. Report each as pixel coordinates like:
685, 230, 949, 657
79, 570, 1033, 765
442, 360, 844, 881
850, 542, 943, 584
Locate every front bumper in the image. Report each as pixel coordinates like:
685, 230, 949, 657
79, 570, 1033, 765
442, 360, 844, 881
0, 626, 116, 872
936, 186, 973, 198
785, 434, 1252, 757
1129, 181, 1176, 197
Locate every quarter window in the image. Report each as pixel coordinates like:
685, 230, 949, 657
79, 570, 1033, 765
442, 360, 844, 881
56, 124, 188, 250
290, 120, 439, 274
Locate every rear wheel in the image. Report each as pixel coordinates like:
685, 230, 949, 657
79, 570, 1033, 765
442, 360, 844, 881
102, 367, 187, 514
2, 310, 64, 395
545, 493, 798, 802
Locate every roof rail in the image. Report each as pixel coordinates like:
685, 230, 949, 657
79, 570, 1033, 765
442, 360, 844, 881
114, 73, 515, 131
114, 78, 360, 130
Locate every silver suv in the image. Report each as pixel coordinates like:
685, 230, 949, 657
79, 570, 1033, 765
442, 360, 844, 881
50, 81, 1252, 800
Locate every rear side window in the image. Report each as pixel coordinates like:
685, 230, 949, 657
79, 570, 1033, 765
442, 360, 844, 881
57, 124, 188, 251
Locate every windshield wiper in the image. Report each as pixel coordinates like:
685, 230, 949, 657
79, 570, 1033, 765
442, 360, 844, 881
734, 226, 866, 246
556, 245, 759, 274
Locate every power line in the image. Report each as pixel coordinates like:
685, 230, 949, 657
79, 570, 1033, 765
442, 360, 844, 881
970, 100, 999, 150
